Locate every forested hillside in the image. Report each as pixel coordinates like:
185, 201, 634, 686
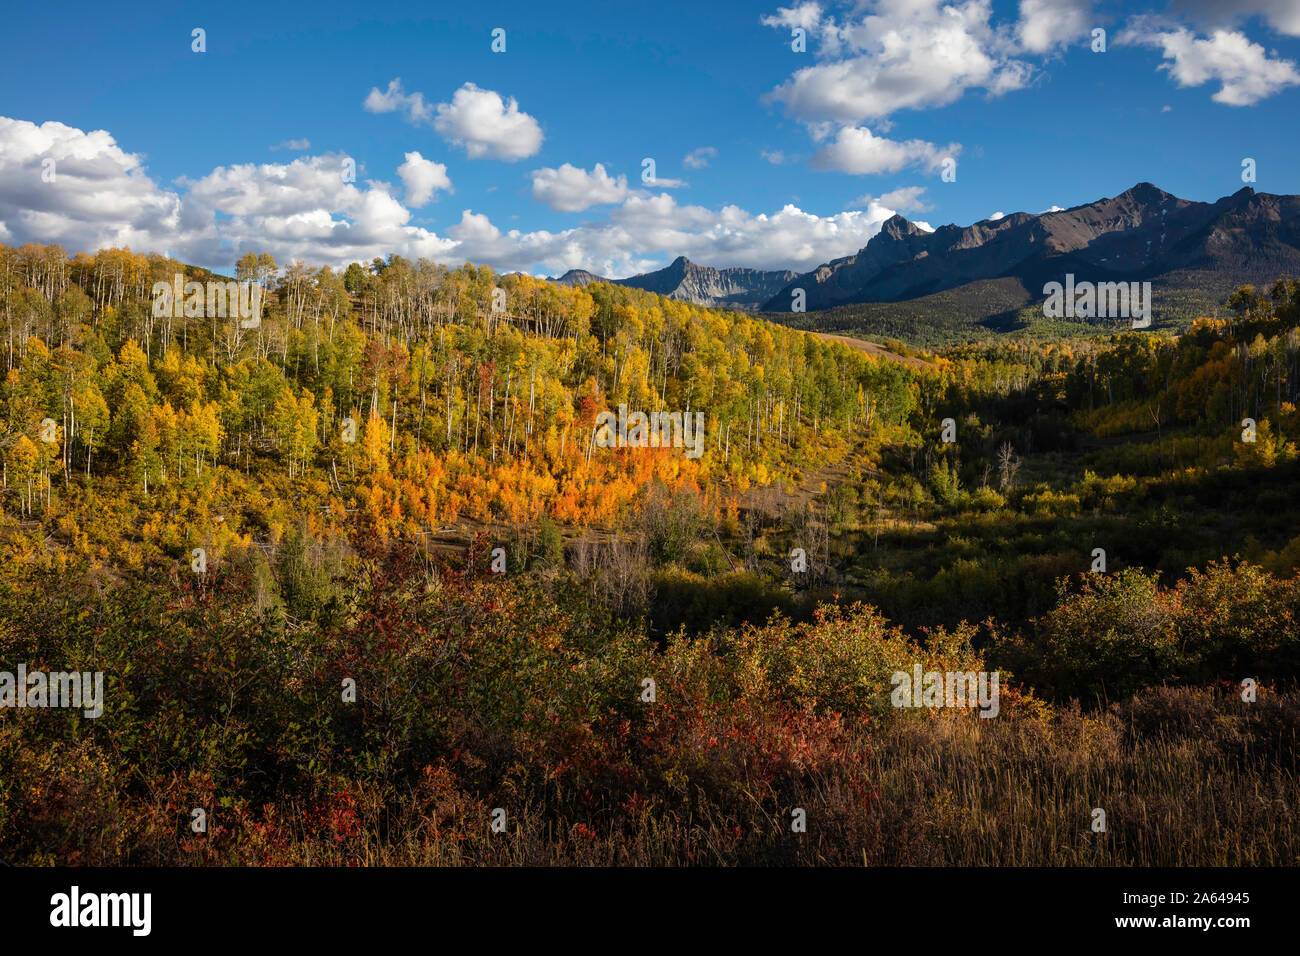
2, 242, 1297, 867
0, 242, 923, 566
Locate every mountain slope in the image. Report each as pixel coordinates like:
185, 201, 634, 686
552, 256, 797, 309
761, 184, 1300, 315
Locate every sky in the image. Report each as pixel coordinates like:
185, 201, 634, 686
1, 0, 1299, 278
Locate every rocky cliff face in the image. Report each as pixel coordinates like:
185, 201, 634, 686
553, 269, 605, 287
551, 257, 797, 309
761, 184, 1300, 312
551, 184, 1300, 316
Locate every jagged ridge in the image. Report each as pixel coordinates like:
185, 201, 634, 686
761, 183, 1300, 312
551, 256, 797, 310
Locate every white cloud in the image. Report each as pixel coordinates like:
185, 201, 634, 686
810, 126, 959, 175
432, 83, 543, 160
365, 79, 544, 160
1119, 22, 1300, 105
397, 152, 452, 206
988, 211, 1006, 220
761, 149, 790, 165
0, 115, 904, 278
0, 117, 181, 254
551, 193, 899, 274
1016, 0, 1095, 53
175, 152, 459, 266
683, 147, 717, 169
357, 189, 900, 277
1040, 204, 1064, 213
853, 185, 932, 213
762, 0, 1034, 125
760, 2, 826, 34
1171, 0, 1300, 38
448, 209, 501, 244
182, 155, 358, 219
271, 138, 311, 151
530, 163, 629, 212
363, 78, 434, 124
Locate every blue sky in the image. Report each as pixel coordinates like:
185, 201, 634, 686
2, 0, 1299, 277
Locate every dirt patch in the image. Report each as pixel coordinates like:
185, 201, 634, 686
734, 440, 875, 517
812, 332, 936, 370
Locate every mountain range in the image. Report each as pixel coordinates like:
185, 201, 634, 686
550, 256, 796, 310
761, 182, 1300, 314
549, 184, 1300, 335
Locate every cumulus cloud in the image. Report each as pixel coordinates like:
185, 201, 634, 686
852, 185, 932, 213
0, 115, 904, 278
363, 78, 434, 124
448, 209, 501, 244
809, 126, 959, 175
1170, 0, 1300, 38
534, 193, 900, 275
682, 147, 717, 169
303, 188, 901, 277
396, 152, 452, 206
760, 1, 826, 35
0, 117, 181, 253
176, 152, 458, 266
762, 0, 1034, 125
1118, 21, 1300, 105
761, 149, 790, 164
271, 138, 311, 151
530, 163, 628, 212
1016, 0, 1095, 53
365, 79, 543, 160
431, 83, 543, 160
